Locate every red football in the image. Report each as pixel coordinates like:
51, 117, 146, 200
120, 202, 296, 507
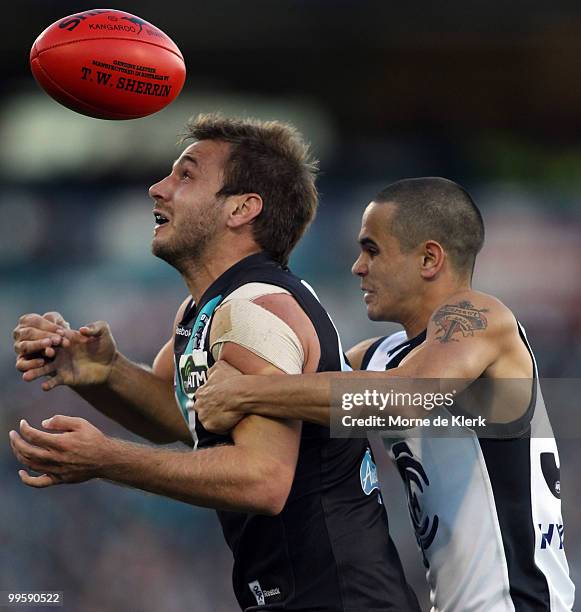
30, 9, 186, 120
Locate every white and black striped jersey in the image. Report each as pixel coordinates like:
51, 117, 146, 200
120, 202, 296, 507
362, 326, 575, 612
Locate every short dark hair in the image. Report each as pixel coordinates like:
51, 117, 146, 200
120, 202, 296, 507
374, 177, 485, 276
183, 113, 319, 265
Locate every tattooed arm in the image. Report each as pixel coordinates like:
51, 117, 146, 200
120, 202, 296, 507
195, 290, 532, 432
394, 290, 531, 384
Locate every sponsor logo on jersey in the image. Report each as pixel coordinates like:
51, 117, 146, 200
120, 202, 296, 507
175, 326, 191, 337
360, 448, 380, 495
247, 580, 281, 605
392, 441, 439, 567
179, 350, 208, 395
539, 523, 565, 550
248, 580, 265, 605
193, 313, 210, 347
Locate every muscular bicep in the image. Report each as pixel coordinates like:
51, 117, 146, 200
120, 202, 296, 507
218, 341, 302, 483
152, 338, 174, 382
208, 295, 313, 469
152, 296, 191, 383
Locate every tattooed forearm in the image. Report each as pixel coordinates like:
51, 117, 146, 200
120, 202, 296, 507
432, 301, 489, 343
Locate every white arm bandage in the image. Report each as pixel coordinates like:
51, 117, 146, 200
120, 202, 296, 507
210, 298, 305, 374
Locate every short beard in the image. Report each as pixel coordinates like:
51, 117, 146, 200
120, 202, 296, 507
152, 204, 220, 274
153, 232, 212, 274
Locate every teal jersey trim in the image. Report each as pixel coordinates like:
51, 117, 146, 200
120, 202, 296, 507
175, 295, 223, 422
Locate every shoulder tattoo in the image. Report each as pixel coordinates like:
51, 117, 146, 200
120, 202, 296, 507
432, 300, 489, 343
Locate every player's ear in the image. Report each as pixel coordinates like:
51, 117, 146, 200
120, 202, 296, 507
226, 193, 263, 229
420, 240, 445, 279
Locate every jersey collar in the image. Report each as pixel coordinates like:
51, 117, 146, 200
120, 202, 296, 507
196, 251, 277, 312
385, 328, 427, 368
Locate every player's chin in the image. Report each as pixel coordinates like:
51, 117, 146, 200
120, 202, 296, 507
362, 294, 378, 320
365, 303, 381, 321
151, 237, 170, 260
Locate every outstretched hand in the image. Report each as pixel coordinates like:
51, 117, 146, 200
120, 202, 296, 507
9, 415, 114, 488
13, 311, 70, 359
14, 313, 118, 390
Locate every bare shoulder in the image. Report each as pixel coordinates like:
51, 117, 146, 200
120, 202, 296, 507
428, 289, 517, 345
173, 296, 193, 329
165, 295, 192, 353
153, 296, 192, 381
210, 292, 312, 335
346, 337, 382, 370
252, 293, 312, 330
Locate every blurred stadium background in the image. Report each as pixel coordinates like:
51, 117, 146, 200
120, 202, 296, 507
2, 1, 581, 610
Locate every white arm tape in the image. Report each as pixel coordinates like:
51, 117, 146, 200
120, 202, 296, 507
222, 282, 290, 302
210, 298, 304, 374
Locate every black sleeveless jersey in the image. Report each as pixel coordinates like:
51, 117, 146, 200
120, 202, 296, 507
173, 252, 419, 612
